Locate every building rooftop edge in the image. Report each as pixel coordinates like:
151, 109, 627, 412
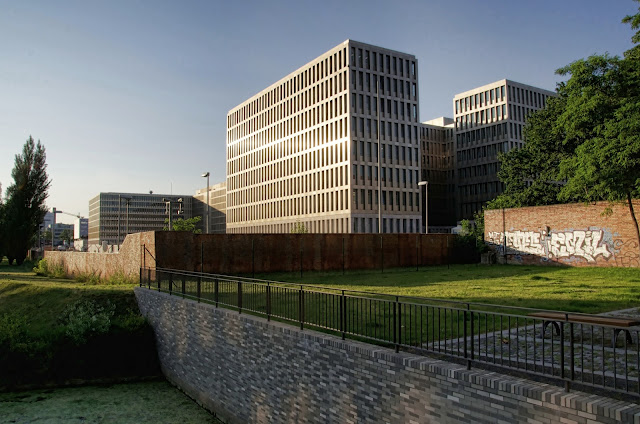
453, 79, 556, 98
227, 39, 417, 115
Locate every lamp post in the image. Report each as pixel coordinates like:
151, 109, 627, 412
418, 181, 428, 234
51, 208, 62, 248
201, 172, 210, 234
117, 194, 121, 247
377, 76, 381, 234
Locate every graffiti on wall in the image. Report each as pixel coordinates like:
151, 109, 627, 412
487, 229, 616, 263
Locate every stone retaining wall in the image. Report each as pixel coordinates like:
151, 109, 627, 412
135, 288, 640, 423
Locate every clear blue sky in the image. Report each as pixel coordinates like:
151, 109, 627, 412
0, 0, 636, 223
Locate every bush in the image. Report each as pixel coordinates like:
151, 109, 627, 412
60, 300, 116, 344
32, 258, 49, 276
76, 271, 102, 285
33, 259, 66, 278
107, 270, 137, 285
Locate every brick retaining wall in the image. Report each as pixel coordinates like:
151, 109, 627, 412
135, 288, 640, 423
484, 201, 640, 267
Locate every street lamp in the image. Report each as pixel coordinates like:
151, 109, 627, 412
201, 172, 210, 234
418, 181, 428, 234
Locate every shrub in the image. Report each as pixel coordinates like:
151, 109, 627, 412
76, 271, 102, 285
107, 270, 137, 285
60, 300, 116, 344
32, 259, 66, 278
32, 258, 49, 276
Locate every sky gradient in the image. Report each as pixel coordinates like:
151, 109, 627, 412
0, 0, 637, 224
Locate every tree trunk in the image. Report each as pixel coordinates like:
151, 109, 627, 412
628, 192, 640, 259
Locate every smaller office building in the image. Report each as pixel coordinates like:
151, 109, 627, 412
88, 192, 193, 246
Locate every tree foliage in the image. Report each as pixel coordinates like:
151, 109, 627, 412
2, 137, 51, 264
163, 216, 202, 234
489, 1, 640, 250
291, 222, 309, 234
60, 229, 74, 244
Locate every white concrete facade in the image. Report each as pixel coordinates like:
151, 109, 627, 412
226, 40, 422, 234
453, 79, 556, 220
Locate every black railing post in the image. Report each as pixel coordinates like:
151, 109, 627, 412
169, 273, 173, 295
560, 317, 566, 387
147, 268, 151, 289
299, 286, 304, 330
266, 283, 271, 321
157, 271, 161, 291
464, 304, 469, 369
197, 276, 201, 302
238, 281, 243, 314
181, 275, 186, 298
393, 297, 398, 352
396, 296, 402, 352
340, 290, 346, 340
214, 278, 219, 307
569, 321, 575, 391
470, 306, 475, 362
139, 267, 143, 287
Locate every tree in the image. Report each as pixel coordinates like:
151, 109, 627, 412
489, 1, 640, 252
42, 229, 52, 246
487, 96, 569, 209
60, 229, 73, 244
291, 222, 309, 234
3, 137, 51, 265
163, 216, 202, 234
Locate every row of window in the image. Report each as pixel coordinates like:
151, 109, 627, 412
228, 142, 347, 192
229, 189, 350, 223
350, 46, 417, 79
352, 217, 420, 234
457, 143, 504, 164
228, 91, 348, 151
351, 70, 417, 100
351, 118, 419, 144
352, 165, 420, 188
228, 118, 347, 177
455, 104, 507, 130
229, 217, 350, 234
458, 182, 504, 199
455, 85, 505, 114
458, 163, 499, 180
352, 140, 419, 166
228, 48, 349, 126
352, 189, 419, 212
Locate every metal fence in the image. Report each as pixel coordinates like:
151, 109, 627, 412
140, 266, 640, 398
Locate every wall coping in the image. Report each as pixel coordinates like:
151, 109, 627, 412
135, 287, 640, 421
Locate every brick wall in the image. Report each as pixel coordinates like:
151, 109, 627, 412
135, 288, 640, 424
46, 232, 456, 280
155, 232, 456, 274
484, 201, 640, 267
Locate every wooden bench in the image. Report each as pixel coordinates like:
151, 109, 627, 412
529, 312, 640, 346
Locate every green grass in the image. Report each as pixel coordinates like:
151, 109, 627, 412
0, 380, 223, 423
250, 264, 640, 313
0, 260, 138, 337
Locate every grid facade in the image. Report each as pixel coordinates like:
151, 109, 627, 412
88, 192, 193, 245
453, 79, 556, 220
419, 118, 456, 229
226, 40, 422, 234
193, 181, 227, 234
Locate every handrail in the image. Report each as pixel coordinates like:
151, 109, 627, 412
141, 266, 640, 398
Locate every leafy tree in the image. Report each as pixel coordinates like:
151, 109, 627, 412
42, 229, 52, 246
291, 222, 309, 234
3, 137, 51, 265
163, 216, 202, 234
60, 229, 73, 244
490, 1, 640, 251
487, 96, 569, 209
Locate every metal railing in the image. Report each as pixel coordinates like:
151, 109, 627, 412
140, 267, 640, 398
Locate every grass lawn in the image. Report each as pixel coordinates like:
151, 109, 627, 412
251, 264, 640, 314
0, 260, 138, 337
0, 380, 223, 424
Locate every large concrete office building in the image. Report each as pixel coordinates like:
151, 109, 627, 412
453, 79, 555, 220
226, 40, 422, 234
88, 192, 193, 246
193, 181, 227, 234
